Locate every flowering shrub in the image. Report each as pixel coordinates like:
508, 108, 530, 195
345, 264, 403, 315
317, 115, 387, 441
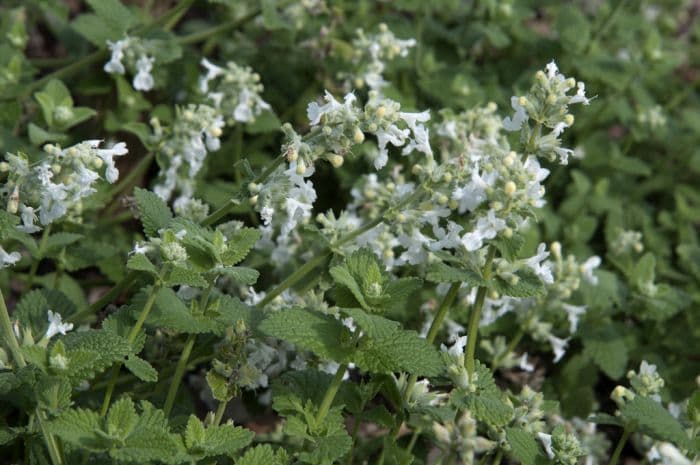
1, 1, 699, 465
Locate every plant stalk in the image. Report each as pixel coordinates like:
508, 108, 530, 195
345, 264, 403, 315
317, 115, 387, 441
100, 283, 161, 416
315, 363, 348, 425
0, 289, 65, 465
608, 427, 631, 465
465, 245, 497, 377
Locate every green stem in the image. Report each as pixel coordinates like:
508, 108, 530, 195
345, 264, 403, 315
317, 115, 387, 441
525, 122, 542, 156
201, 156, 285, 227
608, 427, 631, 465
163, 283, 211, 416
0, 289, 64, 465
400, 428, 422, 465
100, 283, 161, 416
0, 288, 27, 370
213, 400, 228, 426
401, 282, 461, 403
465, 245, 497, 377
26, 224, 51, 289
162, 332, 197, 417
315, 363, 348, 425
491, 450, 503, 465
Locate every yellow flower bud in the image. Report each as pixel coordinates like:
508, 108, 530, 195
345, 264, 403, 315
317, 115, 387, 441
353, 127, 365, 144
329, 155, 344, 168
564, 114, 574, 126
375, 106, 386, 118
504, 181, 516, 196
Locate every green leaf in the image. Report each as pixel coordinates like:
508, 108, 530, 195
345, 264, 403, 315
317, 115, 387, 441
259, 308, 349, 362
164, 264, 208, 288
491, 234, 525, 262
621, 396, 692, 449
469, 390, 514, 426
582, 325, 628, 379
220, 227, 261, 265
184, 415, 254, 458
47, 408, 106, 451
491, 269, 545, 298
124, 355, 158, 382
339, 308, 400, 339
330, 262, 369, 310
0, 210, 19, 240
106, 397, 138, 440
425, 261, 484, 285
214, 266, 259, 285
353, 329, 444, 376
134, 187, 173, 238
126, 253, 159, 276
148, 287, 221, 334
85, 0, 138, 36
237, 444, 288, 465
506, 428, 549, 465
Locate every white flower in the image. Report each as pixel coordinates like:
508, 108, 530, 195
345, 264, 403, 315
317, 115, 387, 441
104, 38, 130, 74
537, 432, 555, 459
45, 310, 73, 340
18, 205, 40, 233
374, 124, 409, 169
548, 334, 569, 363
307, 90, 357, 126
655, 443, 693, 465
580, 256, 601, 285
441, 335, 467, 356
518, 353, 535, 372
554, 146, 574, 165
525, 243, 553, 284
569, 82, 590, 105
199, 58, 225, 93
503, 96, 528, 131
399, 110, 433, 157
461, 209, 506, 252
0, 246, 21, 268
133, 55, 155, 91
639, 360, 658, 378
545, 60, 561, 80
562, 304, 587, 333
130, 242, 150, 255
96, 141, 128, 183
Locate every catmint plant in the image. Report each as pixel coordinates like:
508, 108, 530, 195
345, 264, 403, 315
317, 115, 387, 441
1, 2, 699, 465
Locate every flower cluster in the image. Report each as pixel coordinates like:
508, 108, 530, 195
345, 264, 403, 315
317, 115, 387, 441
503, 61, 591, 164
2, 140, 127, 233
340, 23, 416, 92
199, 59, 271, 124
104, 37, 156, 91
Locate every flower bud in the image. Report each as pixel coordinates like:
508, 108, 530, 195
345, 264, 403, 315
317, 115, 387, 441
0, 162, 7, 172
546, 94, 557, 105
286, 147, 299, 162
329, 155, 344, 168
93, 157, 104, 169
248, 182, 260, 194
353, 127, 365, 144
249, 195, 258, 205
504, 181, 517, 196
437, 193, 448, 205
375, 106, 386, 118
564, 114, 574, 126
518, 96, 528, 107
550, 241, 561, 257
296, 160, 306, 175
210, 126, 223, 137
